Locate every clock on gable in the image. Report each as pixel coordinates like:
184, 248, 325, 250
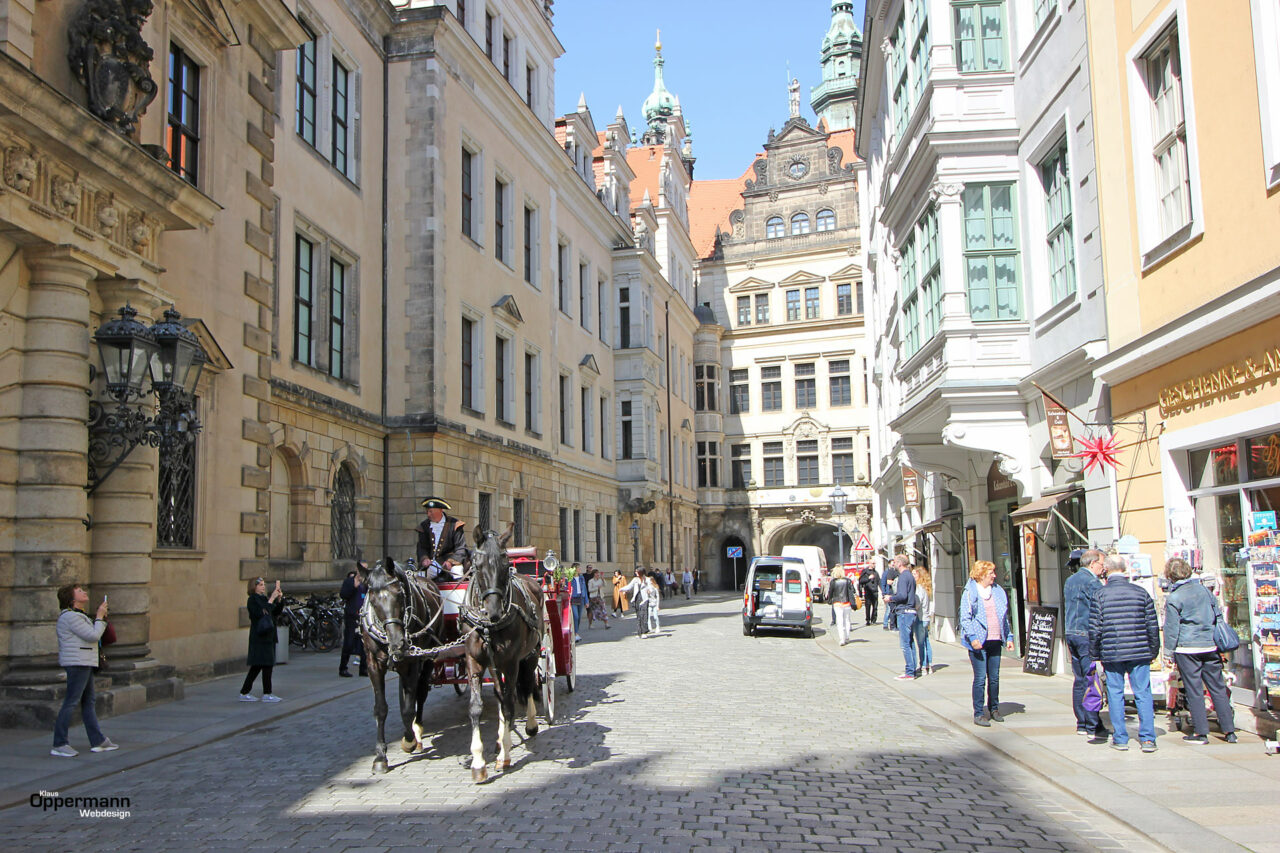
787, 158, 809, 180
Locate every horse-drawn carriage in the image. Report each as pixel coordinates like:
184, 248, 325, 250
357, 530, 577, 780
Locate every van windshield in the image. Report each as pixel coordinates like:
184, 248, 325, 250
785, 569, 803, 593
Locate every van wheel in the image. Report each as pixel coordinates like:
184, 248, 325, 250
803, 625, 814, 639
743, 623, 754, 637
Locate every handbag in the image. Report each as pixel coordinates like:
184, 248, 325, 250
1211, 597, 1241, 653
255, 607, 276, 640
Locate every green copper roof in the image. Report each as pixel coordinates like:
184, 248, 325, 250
642, 31, 676, 126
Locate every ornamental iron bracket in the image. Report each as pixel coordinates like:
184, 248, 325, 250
86, 385, 201, 496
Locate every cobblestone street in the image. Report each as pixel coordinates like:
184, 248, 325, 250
4, 595, 1162, 852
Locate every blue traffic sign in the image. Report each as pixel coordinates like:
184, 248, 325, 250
726, 546, 743, 558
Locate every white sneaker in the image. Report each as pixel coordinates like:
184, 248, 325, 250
90, 738, 119, 752
239, 693, 258, 702
50, 744, 78, 758
261, 694, 282, 703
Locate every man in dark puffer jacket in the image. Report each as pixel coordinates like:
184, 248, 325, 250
1089, 555, 1160, 753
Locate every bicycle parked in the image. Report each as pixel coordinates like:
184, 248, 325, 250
278, 595, 342, 652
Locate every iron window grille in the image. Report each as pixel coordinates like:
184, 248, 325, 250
331, 465, 356, 559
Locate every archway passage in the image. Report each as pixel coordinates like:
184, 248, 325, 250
766, 523, 853, 569
719, 535, 750, 591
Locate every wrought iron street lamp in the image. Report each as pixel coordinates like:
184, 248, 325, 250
87, 305, 208, 495
831, 483, 848, 569
630, 519, 640, 573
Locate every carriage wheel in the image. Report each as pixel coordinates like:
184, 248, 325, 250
540, 630, 557, 724
564, 629, 577, 693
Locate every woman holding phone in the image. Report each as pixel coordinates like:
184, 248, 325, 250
240, 578, 285, 702
51, 584, 117, 756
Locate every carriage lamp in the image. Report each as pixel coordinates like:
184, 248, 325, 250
542, 550, 559, 576
87, 304, 209, 496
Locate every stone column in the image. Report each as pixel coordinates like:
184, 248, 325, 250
2, 248, 97, 694
88, 281, 167, 694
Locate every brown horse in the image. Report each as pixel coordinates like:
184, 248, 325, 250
461, 527, 545, 782
358, 557, 442, 774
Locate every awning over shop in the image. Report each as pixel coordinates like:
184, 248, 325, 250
1009, 489, 1082, 524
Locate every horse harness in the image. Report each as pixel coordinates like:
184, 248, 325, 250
359, 569, 452, 657
460, 568, 541, 645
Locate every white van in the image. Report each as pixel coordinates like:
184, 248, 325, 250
742, 556, 813, 637
781, 546, 828, 602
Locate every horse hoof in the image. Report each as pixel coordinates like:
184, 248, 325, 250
373, 759, 389, 774
526, 725, 538, 737
501, 759, 512, 770
471, 766, 487, 783
400, 737, 416, 753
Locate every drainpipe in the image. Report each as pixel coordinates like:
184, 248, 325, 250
665, 299, 675, 572
380, 37, 391, 557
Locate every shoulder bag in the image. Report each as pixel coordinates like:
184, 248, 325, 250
255, 604, 276, 640
1210, 594, 1241, 653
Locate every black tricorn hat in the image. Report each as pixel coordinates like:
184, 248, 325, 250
420, 496, 452, 510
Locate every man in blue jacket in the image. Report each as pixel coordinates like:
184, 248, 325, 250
1089, 555, 1160, 752
886, 555, 918, 680
1063, 548, 1106, 738
881, 558, 900, 631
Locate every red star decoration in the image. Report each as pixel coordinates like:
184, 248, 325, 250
1073, 431, 1121, 473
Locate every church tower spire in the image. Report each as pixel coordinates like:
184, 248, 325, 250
810, 0, 863, 130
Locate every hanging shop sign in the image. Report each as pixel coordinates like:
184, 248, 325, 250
902, 467, 920, 508
1045, 396, 1075, 459
1158, 346, 1280, 417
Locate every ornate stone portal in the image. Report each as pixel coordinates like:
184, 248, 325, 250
67, 0, 159, 136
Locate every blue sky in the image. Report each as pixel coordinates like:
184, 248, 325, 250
553, 1, 867, 180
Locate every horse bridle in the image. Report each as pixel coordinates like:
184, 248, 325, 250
360, 563, 443, 649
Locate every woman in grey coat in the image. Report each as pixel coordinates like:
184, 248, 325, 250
1163, 558, 1237, 744
240, 578, 285, 702
51, 583, 117, 757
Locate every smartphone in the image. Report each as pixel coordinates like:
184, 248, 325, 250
103, 594, 107, 603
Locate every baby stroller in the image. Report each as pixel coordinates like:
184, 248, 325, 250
1165, 655, 1235, 733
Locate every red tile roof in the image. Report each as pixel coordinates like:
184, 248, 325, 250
688, 161, 756, 259
625, 145, 664, 209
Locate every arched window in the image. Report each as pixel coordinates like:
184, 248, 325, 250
269, 451, 293, 560
331, 465, 357, 559
791, 213, 810, 235
765, 216, 784, 238
816, 209, 836, 232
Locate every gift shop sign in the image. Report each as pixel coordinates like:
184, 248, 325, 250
1159, 347, 1280, 417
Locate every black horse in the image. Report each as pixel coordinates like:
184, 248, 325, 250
358, 557, 443, 774
461, 527, 546, 782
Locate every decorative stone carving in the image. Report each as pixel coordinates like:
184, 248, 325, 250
128, 212, 153, 252
67, 0, 160, 136
854, 504, 872, 534
819, 182, 829, 195
768, 190, 779, 203
929, 180, 964, 202
799, 509, 817, 525
753, 158, 768, 187
881, 36, 893, 57
96, 193, 120, 234
5, 147, 37, 194
941, 423, 966, 445
51, 176, 81, 214
995, 453, 1021, 477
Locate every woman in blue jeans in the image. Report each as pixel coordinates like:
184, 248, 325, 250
958, 561, 1014, 727
51, 584, 118, 757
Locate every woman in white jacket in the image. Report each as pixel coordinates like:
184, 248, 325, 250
51, 584, 117, 757
913, 566, 935, 676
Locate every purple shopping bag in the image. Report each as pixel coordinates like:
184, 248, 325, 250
1082, 662, 1105, 712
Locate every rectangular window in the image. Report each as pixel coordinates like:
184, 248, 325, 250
963, 183, 1021, 320
461, 147, 475, 239
731, 443, 752, 489
829, 360, 851, 407
296, 25, 317, 146
512, 496, 525, 546
579, 263, 590, 330
461, 317, 475, 410
524, 351, 537, 432
558, 243, 570, 314
485, 12, 494, 61
600, 395, 609, 458
856, 281, 865, 315
1040, 138, 1076, 304
294, 235, 315, 365
598, 278, 608, 343
919, 206, 942, 342
157, 413, 197, 548
559, 374, 570, 445
494, 177, 508, 263
621, 400, 633, 459
795, 363, 816, 409
891, 12, 909, 138
526, 64, 536, 107
559, 507, 568, 559
523, 205, 537, 284
737, 295, 751, 326
478, 492, 492, 532
619, 287, 631, 348
761, 365, 782, 412
901, 233, 920, 356
502, 34, 512, 80
805, 286, 820, 319
581, 386, 591, 451
167, 44, 200, 185
953, 1, 1006, 73
763, 441, 784, 488
331, 59, 349, 173
729, 368, 749, 414
1146, 26, 1192, 240
755, 294, 771, 324
786, 289, 801, 321
495, 336, 508, 422
573, 509, 581, 562
796, 439, 819, 486
606, 514, 614, 561
695, 365, 718, 412
832, 436, 856, 484
836, 283, 852, 316
595, 512, 603, 561
697, 441, 721, 488
1034, 0, 1055, 28
456, 0, 467, 29
329, 258, 346, 380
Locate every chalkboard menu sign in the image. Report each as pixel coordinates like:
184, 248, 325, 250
1022, 606, 1058, 676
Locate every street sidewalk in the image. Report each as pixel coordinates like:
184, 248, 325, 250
0, 647, 365, 811
818, 611, 1280, 853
